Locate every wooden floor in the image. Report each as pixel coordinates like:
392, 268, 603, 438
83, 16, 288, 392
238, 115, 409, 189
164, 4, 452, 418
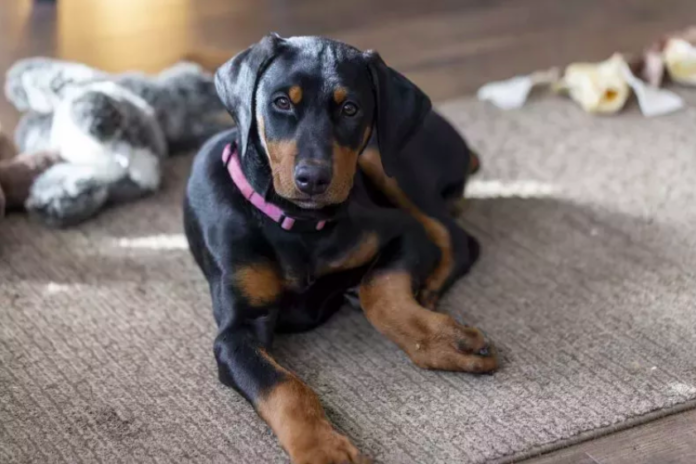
2, 0, 696, 462
3, 0, 696, 127
521, 407, 696, 464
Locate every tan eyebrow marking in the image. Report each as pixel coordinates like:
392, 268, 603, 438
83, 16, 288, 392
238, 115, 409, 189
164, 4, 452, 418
333, 87, 348, 104
288, 86, 303, 104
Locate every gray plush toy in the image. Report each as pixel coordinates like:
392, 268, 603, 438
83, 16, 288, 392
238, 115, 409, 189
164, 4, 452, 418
4, 58, 232, 227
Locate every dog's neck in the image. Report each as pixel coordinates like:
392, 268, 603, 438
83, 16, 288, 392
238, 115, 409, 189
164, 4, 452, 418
238, 135, 346, 222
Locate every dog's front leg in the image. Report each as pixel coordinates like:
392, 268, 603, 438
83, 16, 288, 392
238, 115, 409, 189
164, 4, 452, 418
211, 266, 370, 464
358, 227, 499, 373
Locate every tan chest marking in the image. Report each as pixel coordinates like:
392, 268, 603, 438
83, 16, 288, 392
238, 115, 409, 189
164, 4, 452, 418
318, 232, 380, 276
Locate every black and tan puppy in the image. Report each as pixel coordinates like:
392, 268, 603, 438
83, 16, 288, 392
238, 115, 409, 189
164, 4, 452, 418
183, 34, 497, 464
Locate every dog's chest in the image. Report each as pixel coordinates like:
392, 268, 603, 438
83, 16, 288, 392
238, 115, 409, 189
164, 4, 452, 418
273, 230, 380, 292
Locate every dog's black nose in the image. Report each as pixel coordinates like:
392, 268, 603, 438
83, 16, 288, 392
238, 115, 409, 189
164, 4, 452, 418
294, 163, 331, 195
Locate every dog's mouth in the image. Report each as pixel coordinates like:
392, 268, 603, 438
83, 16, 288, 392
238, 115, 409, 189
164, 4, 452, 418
275, 183, 352, 211
272, 185, 332, 210
287, 191, 346, 209
291, 198, 324, 209
278, 189, 337, 210
272, 186, 350, 221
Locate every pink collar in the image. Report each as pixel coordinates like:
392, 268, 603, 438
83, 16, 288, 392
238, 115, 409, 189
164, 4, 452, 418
222, 143, 327, 232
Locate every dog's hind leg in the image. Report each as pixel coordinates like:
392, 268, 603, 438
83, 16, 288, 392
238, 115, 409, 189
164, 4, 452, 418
360, 148, 477, 311
357, 220, 497, 373
442, 147, 481, 217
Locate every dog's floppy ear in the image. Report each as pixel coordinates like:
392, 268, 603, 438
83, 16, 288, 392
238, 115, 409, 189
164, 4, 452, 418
364, 51, 432, 177
215, 33, 283, 158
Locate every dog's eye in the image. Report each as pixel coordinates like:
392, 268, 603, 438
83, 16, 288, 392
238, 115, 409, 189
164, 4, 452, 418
273, 96, 291, 111
342, 102, 358, 117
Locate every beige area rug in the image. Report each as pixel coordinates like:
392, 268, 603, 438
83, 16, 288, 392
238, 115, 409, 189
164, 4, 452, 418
2, 92, 696, 464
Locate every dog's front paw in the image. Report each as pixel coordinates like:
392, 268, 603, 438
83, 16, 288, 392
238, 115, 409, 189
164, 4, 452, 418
288, 423, 371, 464
409, 316, 499, 374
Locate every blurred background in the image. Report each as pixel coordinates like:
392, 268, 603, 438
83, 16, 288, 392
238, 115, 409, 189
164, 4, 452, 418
2, 0, 696, 129
3, 2, 696, 464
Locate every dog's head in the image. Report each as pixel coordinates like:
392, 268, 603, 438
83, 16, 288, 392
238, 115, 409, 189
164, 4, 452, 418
215, 34, 431, 209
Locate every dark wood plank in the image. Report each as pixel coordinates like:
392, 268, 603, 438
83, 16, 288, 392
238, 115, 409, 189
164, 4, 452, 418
3, 0, 696, 106
521, 408, 696, 464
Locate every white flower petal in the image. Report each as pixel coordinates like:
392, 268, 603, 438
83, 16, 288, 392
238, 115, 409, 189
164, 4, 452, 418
477, 75, 535, 110
620, 61, 685, 117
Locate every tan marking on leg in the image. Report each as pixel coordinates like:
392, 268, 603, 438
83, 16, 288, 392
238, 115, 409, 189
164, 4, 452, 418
318, 232, 380, 276
288, 85, 303, 105
333, 87, 348, 104
257, 351, 367, 463
234, 262, 283, 306
359, 271, 498, 372
358, 148, 453, 305
258, 348, 287, 372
